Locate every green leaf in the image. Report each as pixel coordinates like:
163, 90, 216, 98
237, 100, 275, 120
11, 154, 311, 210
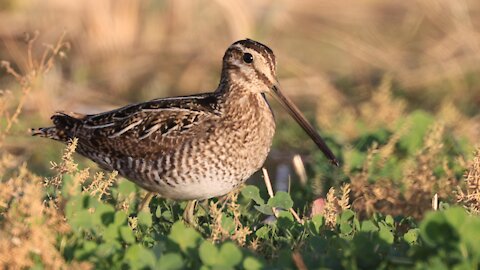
378, 223, 394, 244
114, 211, 127, 226
157, 253, 184, 270
117, 179, 137, 196
339, 210, 355, 235
354, 127, 390, 151
360, 220, 378, 232
138, 211, 153, 228
255, 226, 270, 239
241, 185, 264, 205
340, 210, 355, 224
199, 241, 218, 266
254, 204, 274, 215
96, 242, 120, 258
278, 210, 294, 221
460, 217, 480, 254
243, 256, 264, 270
74, 241, 97, 260
124, 244, 156, 269
218, 242, 243, 267
344, 148, 366, 171
103, 224, 120, 242
65, 194, 90, 220
354, 216, 361, 231
120, 226, 136, 244
162, 209, 173, 222
444, 207, 467, 228
310, 215, 324, 234
69, 209, 95, 231
221, 215, 235, 234
404, 228, 419, 245
340, 223, 353, 235
168, 221, 201, 252
267, 191, 294, 209
420, 211, 457, 247
277, 210, 294, 228
398, 111, 435, 154
94, 203, 115, 228
439, 202, 450, 211
385, 215, 395, 227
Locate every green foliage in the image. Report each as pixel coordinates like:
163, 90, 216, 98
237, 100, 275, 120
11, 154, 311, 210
241, 185, 264, 205
5, 103, 467, 270
25, 111, 480, 269
414, 207, 480, 269
57, 177, 480, 269
308, 108, 473, 223
397, 110, 435, 155
268, 191, 294, 209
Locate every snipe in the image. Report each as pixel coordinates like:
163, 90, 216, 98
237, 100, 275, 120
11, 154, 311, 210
32, 39, 339, 224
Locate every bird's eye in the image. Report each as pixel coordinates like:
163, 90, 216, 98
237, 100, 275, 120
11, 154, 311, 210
242, 53, 253, 64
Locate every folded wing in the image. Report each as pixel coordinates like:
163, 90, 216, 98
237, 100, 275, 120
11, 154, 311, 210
45, 93, 222, 159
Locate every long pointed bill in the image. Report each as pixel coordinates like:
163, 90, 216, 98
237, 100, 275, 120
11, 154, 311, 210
272, 85, 339, 166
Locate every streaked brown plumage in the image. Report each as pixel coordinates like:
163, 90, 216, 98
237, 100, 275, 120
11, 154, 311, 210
32, 39, 338, 204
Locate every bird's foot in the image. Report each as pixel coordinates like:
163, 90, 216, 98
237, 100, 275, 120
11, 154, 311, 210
138, 192, 154, 212
182, 200, 198, 227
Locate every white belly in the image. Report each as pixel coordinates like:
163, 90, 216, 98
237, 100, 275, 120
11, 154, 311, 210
157, 179, 239, 200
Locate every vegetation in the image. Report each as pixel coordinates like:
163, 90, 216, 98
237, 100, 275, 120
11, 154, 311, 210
1, 1, 480, 269
2, 136, 480, 269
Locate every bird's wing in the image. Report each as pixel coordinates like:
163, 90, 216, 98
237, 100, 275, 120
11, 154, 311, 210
56, 93, 222, 158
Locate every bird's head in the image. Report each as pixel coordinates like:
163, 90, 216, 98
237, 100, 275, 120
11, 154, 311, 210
221, 39, 339, 167
222, 39, 278, 92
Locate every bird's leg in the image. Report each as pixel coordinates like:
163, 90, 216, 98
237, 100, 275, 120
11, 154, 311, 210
183, 200, 197, 226
217, 194, 229, 205
138, 192, 154, 212
197, 200, 210, 215
194, 200, 211, 225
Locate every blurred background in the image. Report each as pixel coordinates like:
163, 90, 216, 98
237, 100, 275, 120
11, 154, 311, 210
1, 0, 480, 199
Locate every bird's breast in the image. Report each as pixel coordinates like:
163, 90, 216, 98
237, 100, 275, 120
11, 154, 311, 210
154, 93, 275, 199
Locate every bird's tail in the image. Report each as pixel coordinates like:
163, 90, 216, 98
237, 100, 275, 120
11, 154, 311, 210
31, 112, 83, 142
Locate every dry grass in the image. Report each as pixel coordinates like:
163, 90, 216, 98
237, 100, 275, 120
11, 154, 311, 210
0, 166, 70, 269
0, 133, 125, 269
349, 122, 459, 219
0, 129, 124, 269
0, 33, 73, 269
403, 122, 454, 217
209, 190, 252, 246
311, 184, 352, 228
0, 34, 117, 266
457, 149, 480, 214
1, 0, 479, 118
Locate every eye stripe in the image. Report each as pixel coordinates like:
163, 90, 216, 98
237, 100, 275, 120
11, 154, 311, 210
230, 41, 276, 71
253, 68, 271, 87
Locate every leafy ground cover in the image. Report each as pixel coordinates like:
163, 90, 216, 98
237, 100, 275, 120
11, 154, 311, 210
2, 136, 480, 269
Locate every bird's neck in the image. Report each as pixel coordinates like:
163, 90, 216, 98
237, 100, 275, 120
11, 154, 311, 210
213, 72, 272, 121
216, 67, 266, 94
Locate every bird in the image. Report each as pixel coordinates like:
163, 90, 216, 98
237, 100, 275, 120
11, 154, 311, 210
31, 39, 339, 224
